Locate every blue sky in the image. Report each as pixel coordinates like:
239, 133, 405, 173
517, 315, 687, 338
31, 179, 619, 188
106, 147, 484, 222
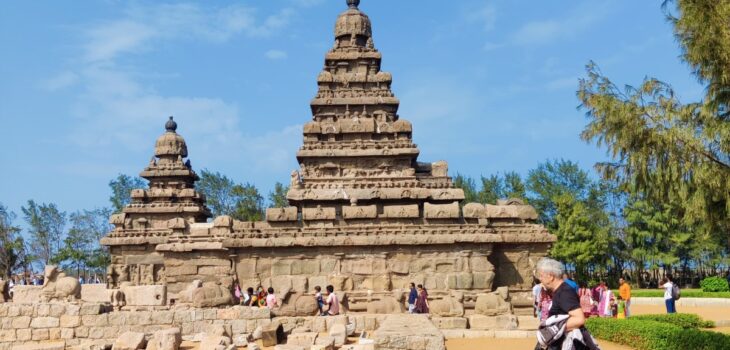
0, 0, 704, 218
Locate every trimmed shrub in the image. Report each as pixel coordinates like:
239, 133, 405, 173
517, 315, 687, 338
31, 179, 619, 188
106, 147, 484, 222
586, 318, 730, 350
700, 276, 730, 293
631, 313, 715, 328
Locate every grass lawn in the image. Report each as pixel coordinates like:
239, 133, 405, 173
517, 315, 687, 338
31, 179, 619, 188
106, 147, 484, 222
631, 289, 730, 298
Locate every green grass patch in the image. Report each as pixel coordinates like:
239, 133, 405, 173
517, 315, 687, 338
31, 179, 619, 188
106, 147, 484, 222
631, 288, 730, 298
586, 317, 730, 350
631, 313, 715, 328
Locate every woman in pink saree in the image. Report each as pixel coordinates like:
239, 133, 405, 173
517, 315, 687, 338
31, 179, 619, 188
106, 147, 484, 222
597, 283, 614, 317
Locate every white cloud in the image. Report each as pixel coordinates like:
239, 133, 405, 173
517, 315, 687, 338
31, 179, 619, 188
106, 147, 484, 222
82, 4, 298, 63
510, 2, 614, 46
466, 4, 497, 32
41, 71, 80, 91
511, 20, 562, 46
265, 49, 288, 60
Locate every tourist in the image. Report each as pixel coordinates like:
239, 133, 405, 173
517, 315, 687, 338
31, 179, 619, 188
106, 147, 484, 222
538, 285, 553, 321
597, 282, 613, 317
257, 286, 267, 307
314, 286, 324, 314
562, 273, 579, 294
618, 277, 631, 317
234, 283, 243, 305
616, 296, 626, 319
661, 276, 676, 314
78, 276, 85, 285
577, 283, 594, 318
408, 282, 418, 314
415, 284, 429, 314
534, 258, 598, 350
532, 279, 543, 318
322, 285, 339, 316
246, 288, 257, 307
265, 287, 278, 309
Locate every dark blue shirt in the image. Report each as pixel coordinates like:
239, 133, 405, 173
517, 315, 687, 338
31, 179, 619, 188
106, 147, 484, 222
408, 288, 418, 304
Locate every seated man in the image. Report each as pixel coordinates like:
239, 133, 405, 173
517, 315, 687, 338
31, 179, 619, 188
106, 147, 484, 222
322, 285, 339, 316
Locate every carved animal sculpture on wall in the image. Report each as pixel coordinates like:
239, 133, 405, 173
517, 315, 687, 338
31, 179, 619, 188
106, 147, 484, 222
270, 292, 319, 317
366, 290, 405, 314
179, 280, 232, 308
429, 291, 465, 317
41, 265, 81, 302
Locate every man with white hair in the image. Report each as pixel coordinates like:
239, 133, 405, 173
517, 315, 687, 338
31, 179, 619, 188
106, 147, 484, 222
535, 258, 592, 349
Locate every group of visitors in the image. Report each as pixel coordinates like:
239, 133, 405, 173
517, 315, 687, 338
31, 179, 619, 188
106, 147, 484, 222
534, 271, 681, 322
233, 285, 277, 308
536, 275, 633, 320
407, 282, 430, 314
233, 283, 340, 316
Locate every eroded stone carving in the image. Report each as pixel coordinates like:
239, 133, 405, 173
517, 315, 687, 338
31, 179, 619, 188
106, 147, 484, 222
424, 202, 460, 219
474, 287, 512, 316
178, 280, 232, 308
381, 205, 419, 218
266, 207, 299, 222
41, 265, 81, 302
430, 291, 465, 317
342, 205, 377, 219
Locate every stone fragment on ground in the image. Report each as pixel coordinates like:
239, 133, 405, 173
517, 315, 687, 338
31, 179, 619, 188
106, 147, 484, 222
373, 314, 445, 350
112, 332, 146, 350
146, 328, 181, 350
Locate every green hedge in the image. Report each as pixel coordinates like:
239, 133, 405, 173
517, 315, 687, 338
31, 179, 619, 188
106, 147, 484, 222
700, 277, 730, 292
631, 313, 715, 328
586, 318, 730, 350
630, 289, 730, 298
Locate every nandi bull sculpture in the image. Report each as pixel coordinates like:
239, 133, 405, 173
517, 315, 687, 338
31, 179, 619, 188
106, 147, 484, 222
41, 265, 81, 302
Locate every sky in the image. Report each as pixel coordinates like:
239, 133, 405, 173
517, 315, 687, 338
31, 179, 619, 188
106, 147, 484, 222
0, 0, 705, 220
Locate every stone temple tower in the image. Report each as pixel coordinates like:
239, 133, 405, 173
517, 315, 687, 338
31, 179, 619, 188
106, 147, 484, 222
109, 117, 210, 238
288, 0, 464, 221
103, 0, 555, 318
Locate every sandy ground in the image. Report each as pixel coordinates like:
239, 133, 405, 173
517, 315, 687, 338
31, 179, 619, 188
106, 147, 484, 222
445, 338, 634, 350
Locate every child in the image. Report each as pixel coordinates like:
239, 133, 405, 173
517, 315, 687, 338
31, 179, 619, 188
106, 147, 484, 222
265, 287, 278, 309
610, 297, 618, 318
617, 296, 626, 319
241, 287, 252, 306
314, 286, 324, 314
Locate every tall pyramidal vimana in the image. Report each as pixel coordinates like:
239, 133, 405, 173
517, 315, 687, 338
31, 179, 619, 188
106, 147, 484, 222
102, 0, 555, 318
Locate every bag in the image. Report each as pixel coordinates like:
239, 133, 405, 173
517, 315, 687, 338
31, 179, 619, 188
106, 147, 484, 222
671, 284, 681, 300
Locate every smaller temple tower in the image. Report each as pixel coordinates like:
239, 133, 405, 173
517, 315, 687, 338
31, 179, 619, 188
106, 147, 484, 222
120, 116, 211, 228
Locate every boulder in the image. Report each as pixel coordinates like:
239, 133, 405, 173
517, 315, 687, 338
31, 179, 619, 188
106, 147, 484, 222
146, 328, 181, 350
328, 324, 347, 347
112, 332, 146, 350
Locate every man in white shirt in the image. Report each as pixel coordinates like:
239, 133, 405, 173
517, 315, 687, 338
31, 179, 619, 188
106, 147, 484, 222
661, 275, 676, 313
323, 285, 340, 316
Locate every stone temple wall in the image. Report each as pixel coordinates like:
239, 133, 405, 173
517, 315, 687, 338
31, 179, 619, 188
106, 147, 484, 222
0, 301, 541, 349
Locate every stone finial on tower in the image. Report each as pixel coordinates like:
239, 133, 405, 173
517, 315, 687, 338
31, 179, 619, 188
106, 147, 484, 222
347, 0, 360, 9
165, 116, 177, 132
